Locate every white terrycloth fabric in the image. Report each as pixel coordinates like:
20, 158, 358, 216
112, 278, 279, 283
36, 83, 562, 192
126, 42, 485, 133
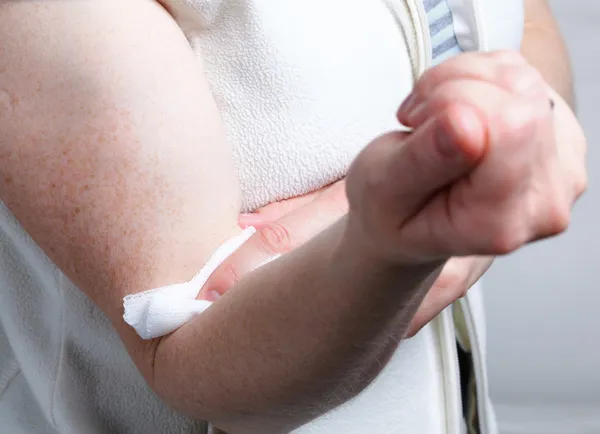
123, 227, 257, 340
0, 0, 523, 433
123, 226, 283, 340
192, 0, 421, 213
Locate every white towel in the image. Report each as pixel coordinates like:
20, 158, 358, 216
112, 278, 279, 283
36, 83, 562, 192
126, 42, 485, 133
123, 227, 256, 340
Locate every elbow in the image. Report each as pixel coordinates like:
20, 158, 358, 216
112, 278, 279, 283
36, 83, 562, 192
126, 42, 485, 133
210, 353, 397, 433
147, 336, 263, 429
146, 327, 399, 433
149, 360, 380, 434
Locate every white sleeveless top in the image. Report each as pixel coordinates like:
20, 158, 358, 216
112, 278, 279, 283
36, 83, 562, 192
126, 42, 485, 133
0, 1, 523, 433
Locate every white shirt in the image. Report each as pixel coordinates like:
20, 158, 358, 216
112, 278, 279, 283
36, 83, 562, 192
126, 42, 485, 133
0, 1, 523, 432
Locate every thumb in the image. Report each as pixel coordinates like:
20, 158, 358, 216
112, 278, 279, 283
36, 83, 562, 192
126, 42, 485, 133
345, 103, 487, 263
201, 181, 348, 299
386, 104, 486, 217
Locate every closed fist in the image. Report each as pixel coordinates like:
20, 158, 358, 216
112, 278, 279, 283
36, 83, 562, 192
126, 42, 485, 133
346, 51, 586, 264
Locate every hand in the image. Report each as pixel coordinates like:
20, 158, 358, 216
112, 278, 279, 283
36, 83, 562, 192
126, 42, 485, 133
346, 50, 587, 264
199, 180, 348, 300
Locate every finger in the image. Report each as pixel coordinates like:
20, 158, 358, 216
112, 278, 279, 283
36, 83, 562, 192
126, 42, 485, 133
387, 103, 486, 214
264, 180, 347, 245
406, 282, 458, 338
549, 89, 588, 199
346, 103, 486, 259
399, 99, 553, 257
202, 181, 348, 298
403, 78, 547, 129
239, 194, 318, 229
377, 98, 553, 260
398, 51, 540, 123
407, 258, 469, 337
406, 256, 493, 337
239, 181, 346, 228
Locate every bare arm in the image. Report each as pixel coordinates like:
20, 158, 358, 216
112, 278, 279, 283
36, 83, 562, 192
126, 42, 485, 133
0, 2, 437, 432
521, 0, 574, 105
0, 0, 242, 373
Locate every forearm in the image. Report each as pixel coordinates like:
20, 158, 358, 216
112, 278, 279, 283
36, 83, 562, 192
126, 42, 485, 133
521, 0, 574, 106
154, 217, 443, 433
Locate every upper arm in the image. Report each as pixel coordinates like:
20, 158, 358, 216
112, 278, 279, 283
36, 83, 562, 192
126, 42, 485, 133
523, 0, 555, 26
0, 0, 240, 379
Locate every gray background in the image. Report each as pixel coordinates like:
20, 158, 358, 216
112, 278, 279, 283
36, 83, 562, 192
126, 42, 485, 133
484, 1, 599, 433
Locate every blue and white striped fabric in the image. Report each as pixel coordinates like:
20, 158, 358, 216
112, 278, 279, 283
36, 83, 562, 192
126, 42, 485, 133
423, 0, 464, 65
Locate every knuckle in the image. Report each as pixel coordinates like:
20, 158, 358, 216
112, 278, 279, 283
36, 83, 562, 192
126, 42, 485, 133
498, 64, 544, 96
414, 65, 450, 99
574, 173, 589, 197
414, 68, 438, 95
492, 50, 527, 66
489, 225, 530, 255
545, 203, 571, 235
412, 79, 426, 98
219, 262, 243, 288
497, 102, 537, 140
257, 222, 295, 254
435, 80, 457, 99
423, 83, 457, 114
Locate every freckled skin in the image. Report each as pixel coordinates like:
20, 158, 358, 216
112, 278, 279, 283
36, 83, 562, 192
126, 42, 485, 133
0, 90, 16, 116
0, 0, 242, 374
0, 3, 445, 431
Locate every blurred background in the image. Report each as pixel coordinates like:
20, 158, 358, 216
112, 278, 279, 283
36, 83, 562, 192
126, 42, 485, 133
484, 1, 600, 433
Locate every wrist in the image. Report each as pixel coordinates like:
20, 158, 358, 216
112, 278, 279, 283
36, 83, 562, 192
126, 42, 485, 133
337, 214, 446, 284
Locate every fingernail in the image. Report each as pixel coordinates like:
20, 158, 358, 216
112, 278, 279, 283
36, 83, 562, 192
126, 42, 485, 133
239, 213, 264, 228
435, 126, 460, 159
399, 91, 417, 114
207, 290, 222, 301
